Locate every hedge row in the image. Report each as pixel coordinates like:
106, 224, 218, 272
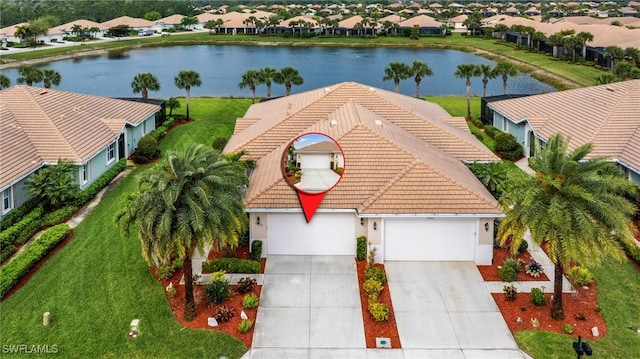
0, 246, 17, 264
75, 159, 126, 205
621, 237, 640, 265
43, 206, 78, 227
0, 206, 44, 250
0, 197, 39, 231
150, 118, 176, 141
202, 258, 260, 274
0, 224, 70, 298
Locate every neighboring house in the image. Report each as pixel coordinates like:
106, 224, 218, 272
0, 86, 160, 219
488, 80, 640, 184
45, 19, 106, 42
294, 140, 343, 170
398, 15, 443, 35
224, 82, 501, 265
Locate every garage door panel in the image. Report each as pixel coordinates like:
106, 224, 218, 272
385, 219, 475, 261
267, 213, 355, 255
300, 154, 330, 169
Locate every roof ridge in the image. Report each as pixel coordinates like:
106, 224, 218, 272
358, 158, 420, 213
598, 81, 638, 153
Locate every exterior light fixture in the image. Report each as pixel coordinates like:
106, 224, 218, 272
360, 218, 364, 226
256, 216, 261, 226
373, 222, 377, 230
485, 222, 490, 231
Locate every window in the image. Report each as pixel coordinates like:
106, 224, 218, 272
81, 164, 90, 184
142, 121, 147, 135
2, 188, 12, 213
107, 143, 116, 164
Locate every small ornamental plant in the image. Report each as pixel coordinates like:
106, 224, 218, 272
525, 260, 544, 278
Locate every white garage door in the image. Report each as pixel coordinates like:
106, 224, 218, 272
267, 213, 355, 255
300, 154, 330, 169
385, 218, 476, 261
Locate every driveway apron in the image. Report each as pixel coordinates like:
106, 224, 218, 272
252, 255, 365, 350
386, 261, 521, 354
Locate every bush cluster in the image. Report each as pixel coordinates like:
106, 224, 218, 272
566, 266, 594, 287
484, 125, 500, 139
499, 266, 517, 282
212, 137, 229, 151
250, 240, 262, 262
0, 198, 40, 230
42, 205, 78, 227
156, 264, 175, 280
0, 224, 70, 298
356, 236, 367, 261
202, 258, 260, 274
237, 277, 257, 293
0, 206, 44, 251
495, 132, 524, 161
150, 118, 176, 141
76, 159, 126, 205
0, 246, 17, 264
503, 284, 517, 301
530, 287, 546, 306
238, 319, 254, 333
242, 293, 259, 309
134, 134, 159, 164
205, 271, 230, 305
368, 302, 390, 322
364, 266, 386, 284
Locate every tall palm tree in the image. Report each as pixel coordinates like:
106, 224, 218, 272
174, 70, 202, 119
477, 64, 495, 97
382, 62, 412, 93
0, 74, 10, 89
238, 69, 262, 104
576, 31, 593, 60
131, 72, 161, 99
498, 134, 637, 320
16, 65, 44, 86
454, 63, 481, 120
274, 67, 303, 96
116, 144, 248, 321
42, 69, 62, 88
258, 67, 278, 98
492, 61, 519, 95
411, 60, 433, 98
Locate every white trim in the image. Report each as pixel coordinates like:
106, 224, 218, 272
2, 187, 13, 214
106, 142, 116, 165
245, 208, 503, 218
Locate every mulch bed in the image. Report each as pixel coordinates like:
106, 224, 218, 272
355, 260, 401, 348
205, 246, 266, 273
477, 246, 550, 282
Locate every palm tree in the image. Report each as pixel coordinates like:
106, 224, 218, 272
274, 67, 303, 96
174, 70, 202, 119
411, 60, 433, 98
454, 64, 481, 120
604, 45, 624, 70
576, 31, 593, 60
382, 62, 412, 93
131, 72, 161, 99
613, 60, 640, 80
165, 97, 181, 116
238, 69, 262, 104
595, 73, 618, 85
116, 144, 248, 321
0, 74, 10, 89
16, 65, 43, 86
477, 64, 495, 97
492, 61, 519, 95
25, 159, 79, 210
498, 134, 637, 320
258, 67, 278, 98
42, 69, 62, 88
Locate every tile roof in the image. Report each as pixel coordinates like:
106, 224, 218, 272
296, 140, 340, 152
101, 16, 153, 29
226, 82, 500, 215
488, 79, 640, 173
0, 86, 160, 189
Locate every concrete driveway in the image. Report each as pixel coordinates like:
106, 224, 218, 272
295, 169, 340, 192
386, 261, 525, 358
251, 255, 365, 355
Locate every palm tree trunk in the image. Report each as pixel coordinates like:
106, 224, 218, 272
285, 85, 291, 96
267, 85, 271, 98
183, 254, 197, 321
185, 88, 191, 120
142, 88, 148, 99
251, 89, 255, 104
465, 81, 471, 120
503, 77, 508, 95
394, 79, 400, 93
551, 255, 565, 320
45, 80, 51, 89
483, 78, 488, 97
415, 80, 421, 98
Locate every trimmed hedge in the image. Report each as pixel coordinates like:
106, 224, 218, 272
356, 236, 367, 261
43, 205, 78, 227
202, 258, 260, 274
620, 237, 640, 265
495, 132, 524, 161
250, 240, 262, 261
0, 197, 40, 231
75, 159, 126, 205
133, 134, 159, 164
0, 224, 70, 298
484, 125, 500, 139
0, 206, 44, 250
0, 245, 17, 264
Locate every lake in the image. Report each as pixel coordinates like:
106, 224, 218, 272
1, 45, 555, 98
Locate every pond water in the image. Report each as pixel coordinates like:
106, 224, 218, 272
1, 45, 555, 98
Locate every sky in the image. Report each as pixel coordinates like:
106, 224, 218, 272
292, 133, 338, 149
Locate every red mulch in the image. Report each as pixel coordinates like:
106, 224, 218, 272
153, 266, 261, 348
493, 283, 606, 339
1, 230, 74, 302
477, 246, 550, 282
355, 260, 401, 348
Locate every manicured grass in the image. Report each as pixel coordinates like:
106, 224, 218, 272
515, 258, 640, 358
0, 100, 252, 359
425, 95, 480, 119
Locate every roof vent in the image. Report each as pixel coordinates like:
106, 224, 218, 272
605, 86, 615, 92
375, 120, 383, 126
324, 87, 332, 93
368, 87, 375, 92
38, 90, 48, 95
330, 119, 338, 126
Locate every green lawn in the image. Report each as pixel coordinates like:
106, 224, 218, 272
0, 99, 252, 359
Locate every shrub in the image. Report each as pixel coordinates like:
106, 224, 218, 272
0, 224, 69, 298
484, 125, 500, 139
42, 205, 78, 227
499, 266, 517, 282
474, 132, 484, 142
238, 229, 250, 247
562, 323, 574, 334
566, 266, 594, 287
517, 240, 528, 254
212, 137, 229, 151
530, 287, 546, 306
471, 118, 484, 129
237, 277, 257, 293
574, 312, 587, 321
205, 273, 230, 305
368, 302, 389, 322
151, 126, 168, 141
0, 206, 44, 250
221, 246, 236, 258
503, 284, 517, 301
156, 264, 175, 280
525, 260, 544, 278
134, 134, 159, 164
250, 240, 262, 261
363, 279, 383, 297
364, 266, 386, 284
0, 197, 39, 230
214, 305, 235, 322
356, 236, 367, 261
0, 245, 17, 264
76, 159, 125, 205
495, 132, 523, 161
242, 293, 260, 309
238, 319, 254, 333
202, 258, 260, 274
502, 257, 523, 272
14, 219, 44, 246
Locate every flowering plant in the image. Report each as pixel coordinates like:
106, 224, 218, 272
525, 260, 544, 278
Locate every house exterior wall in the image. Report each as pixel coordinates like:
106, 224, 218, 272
126, 115, 156, 156
476, 218, 494, 265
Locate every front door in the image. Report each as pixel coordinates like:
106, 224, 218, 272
118, 133, 125, 160
528, 131, 536, 158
